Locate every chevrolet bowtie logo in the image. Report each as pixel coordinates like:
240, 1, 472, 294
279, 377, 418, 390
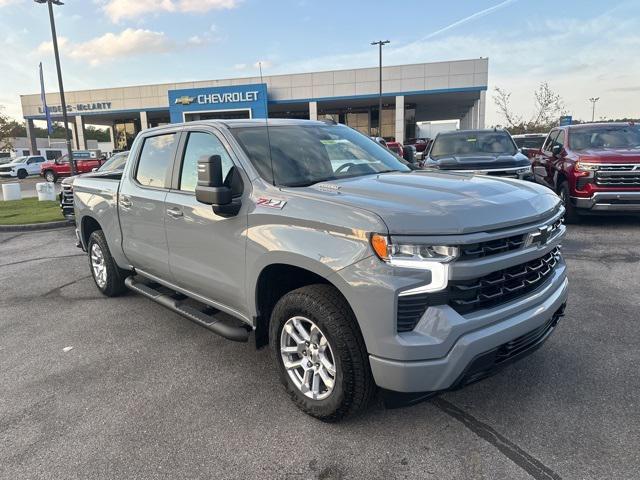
526, 224, 555, 247
174, 96, 196, 105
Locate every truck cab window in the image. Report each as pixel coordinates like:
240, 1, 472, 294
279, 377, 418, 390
180, 132, 234, 192
136, 133, 177, 188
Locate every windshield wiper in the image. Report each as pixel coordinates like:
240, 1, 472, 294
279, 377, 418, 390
281, 179, 329, 188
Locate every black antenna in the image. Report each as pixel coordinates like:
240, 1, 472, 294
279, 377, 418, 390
259, 61, 276, 186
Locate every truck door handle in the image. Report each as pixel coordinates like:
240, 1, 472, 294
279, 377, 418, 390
120, 196, 132, 209
166, 207, 183, 218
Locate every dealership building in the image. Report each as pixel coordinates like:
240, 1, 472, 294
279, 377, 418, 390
20, 58, 488, 153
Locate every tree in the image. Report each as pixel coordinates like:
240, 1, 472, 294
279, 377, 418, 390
0, 106, 110, 149
0, 107, 15, 151
493, 83, 566, 134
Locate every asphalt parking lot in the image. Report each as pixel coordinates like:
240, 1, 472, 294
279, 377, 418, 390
0, 176, 61, 200
1, 218, 639, 480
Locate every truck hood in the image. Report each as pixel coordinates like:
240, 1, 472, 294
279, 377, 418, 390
576, 148, 640, 163
1, 160, 25, 168
305, 171, 560, 235
428, 153, 530, 170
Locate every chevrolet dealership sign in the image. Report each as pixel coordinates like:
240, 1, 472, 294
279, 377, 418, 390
168, 83, 268, 123
38, 102, 112, 114
174, 91, 260, 106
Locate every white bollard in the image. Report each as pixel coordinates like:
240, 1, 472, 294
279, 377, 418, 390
1, 183, 21, 201
36, 182, 56, 201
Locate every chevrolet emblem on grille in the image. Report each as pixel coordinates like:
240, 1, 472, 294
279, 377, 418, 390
525, 224, 554, 247
525, 225, 556, 247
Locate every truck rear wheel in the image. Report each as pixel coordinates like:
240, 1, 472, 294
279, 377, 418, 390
88, 230, 128, 297
270, 284, 375, 422
44, 170, 57, 183
559, 181, 581, 224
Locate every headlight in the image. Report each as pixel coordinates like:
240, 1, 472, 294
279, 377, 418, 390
575, 162, 600, 172
371, 235, 458, 293
371, 234, 459, 265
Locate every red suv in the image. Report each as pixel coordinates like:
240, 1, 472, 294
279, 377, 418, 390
532, 123, 640, 222
40, 151, 105, 183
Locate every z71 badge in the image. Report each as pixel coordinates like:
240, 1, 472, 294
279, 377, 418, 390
256, 197, 287, 209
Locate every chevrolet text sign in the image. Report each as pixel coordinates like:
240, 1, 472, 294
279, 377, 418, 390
198, 91, 259, 105
168, 83, 268, 123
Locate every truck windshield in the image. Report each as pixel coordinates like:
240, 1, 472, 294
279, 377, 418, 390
568, 125, 640, 150
99, 152, 128, 172
514, 136, 545, 149
231, 124, 409, 187
430, 131, 517, 158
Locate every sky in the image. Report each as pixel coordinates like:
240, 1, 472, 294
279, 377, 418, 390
0, 0, 639, 126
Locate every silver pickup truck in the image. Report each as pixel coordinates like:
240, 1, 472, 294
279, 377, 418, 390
73, 119, 568, 421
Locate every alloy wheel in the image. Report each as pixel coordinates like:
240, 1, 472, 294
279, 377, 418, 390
90, 243, 107, 288
280, 316, 336, 400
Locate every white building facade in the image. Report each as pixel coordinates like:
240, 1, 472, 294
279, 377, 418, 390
20, 58, 488, 152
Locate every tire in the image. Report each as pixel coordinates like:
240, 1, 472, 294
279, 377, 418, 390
559, 181, 580, 224
43, 170, 57, 183
17, 169, 27, 180
87, 230, 128, 297
269, 284, 375, 422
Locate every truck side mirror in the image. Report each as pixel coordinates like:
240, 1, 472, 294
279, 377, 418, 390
195, 155, 241, 217
551, 145, 563, 157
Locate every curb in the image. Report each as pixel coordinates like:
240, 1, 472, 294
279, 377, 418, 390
0, 220, 74, 233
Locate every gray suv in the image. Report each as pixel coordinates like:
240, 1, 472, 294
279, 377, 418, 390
72, 119, 568, 421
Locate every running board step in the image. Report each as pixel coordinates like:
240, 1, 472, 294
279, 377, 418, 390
124, 276, 250, 342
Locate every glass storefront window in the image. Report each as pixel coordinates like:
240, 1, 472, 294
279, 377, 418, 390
114, 119, 140, 151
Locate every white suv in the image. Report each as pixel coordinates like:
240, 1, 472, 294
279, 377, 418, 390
0, 155, 46, 179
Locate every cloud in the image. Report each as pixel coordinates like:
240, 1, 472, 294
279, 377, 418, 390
420, 0, 519, 41
233, 63, 247, 70
0, 0, 19, 6
254, 60, 272, 70
101, 0, 239, 22
37, 29, 175, 66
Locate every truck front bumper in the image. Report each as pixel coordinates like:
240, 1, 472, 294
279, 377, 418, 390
368, 274, 568, 393
572, 191, 640, 212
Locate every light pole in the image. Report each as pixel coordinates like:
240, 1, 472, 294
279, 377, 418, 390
589, 97, 600, 123
35, 0, 76, 175
371, 40, 390, 137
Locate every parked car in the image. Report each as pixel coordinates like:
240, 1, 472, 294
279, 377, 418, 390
531, 122, 640, 223
0, 155, 46, 179
513, 133, 547, 159
40, 150, 105, 183
423, 129, 532, 179
73, 119, 567, 421
370, 136, 387, 148
405, 137, 432, 161
60, 151, 129, 218
385, 141, 404, 157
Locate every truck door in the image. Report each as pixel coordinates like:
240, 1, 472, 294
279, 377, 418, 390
533, 130, 558, 188
164, 129, 248, 314
119, 131, 179, 279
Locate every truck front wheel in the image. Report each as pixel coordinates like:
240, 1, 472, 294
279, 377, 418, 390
88, 230, 128, 297
17, 169, 27, 180
270, 284, 375, 422
559, 181, 581, 224
43, 170, 57, 183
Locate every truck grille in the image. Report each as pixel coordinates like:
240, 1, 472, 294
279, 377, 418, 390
0, 166, 12, 173
449, 248, 561, 315
596, 165, 640, 187
460, 234, 525, 260
396, 248, 562, 332
61, 184, 74, 205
